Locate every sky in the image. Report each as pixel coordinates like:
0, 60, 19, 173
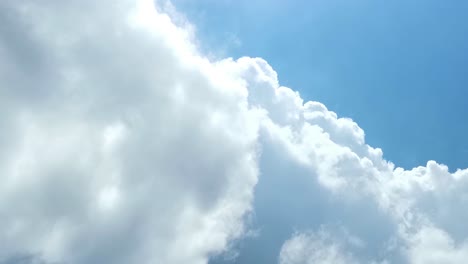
1, 1, 468, 264
172, 0, 468, 170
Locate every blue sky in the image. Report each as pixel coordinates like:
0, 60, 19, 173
173, 0, 468, 170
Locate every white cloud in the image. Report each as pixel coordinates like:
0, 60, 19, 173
279, 229, 361, 264
1, 0, 468, 263
0, 0, 260, 263
243, 59, 468, 263
405, 225, 468, 264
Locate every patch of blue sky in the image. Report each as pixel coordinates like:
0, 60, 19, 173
173, 0, 468, 171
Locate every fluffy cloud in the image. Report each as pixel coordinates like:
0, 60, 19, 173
1, 0, 468, 264
238, 56, 468, 263
241, 55, 468, 263
0, 1, 260, 263
405, 225, 468, 264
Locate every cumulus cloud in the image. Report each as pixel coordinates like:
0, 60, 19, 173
242, 56, 468, 263
238, 55, 468, 263
405, 225, 468, 264
1, 0, 468, 264
0, 0, 260, 263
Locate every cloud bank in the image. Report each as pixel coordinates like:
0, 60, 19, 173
1, 0, 467, 263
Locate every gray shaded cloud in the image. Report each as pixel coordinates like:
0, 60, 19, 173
0, 1, 260, 263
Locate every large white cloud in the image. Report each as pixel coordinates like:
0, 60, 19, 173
0, 1, 261, 263
1, 0, 468, 264
235, 56, 468, 263
235, 52, 468, 263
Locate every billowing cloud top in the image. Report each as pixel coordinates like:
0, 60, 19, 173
1, 0, 467, 264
